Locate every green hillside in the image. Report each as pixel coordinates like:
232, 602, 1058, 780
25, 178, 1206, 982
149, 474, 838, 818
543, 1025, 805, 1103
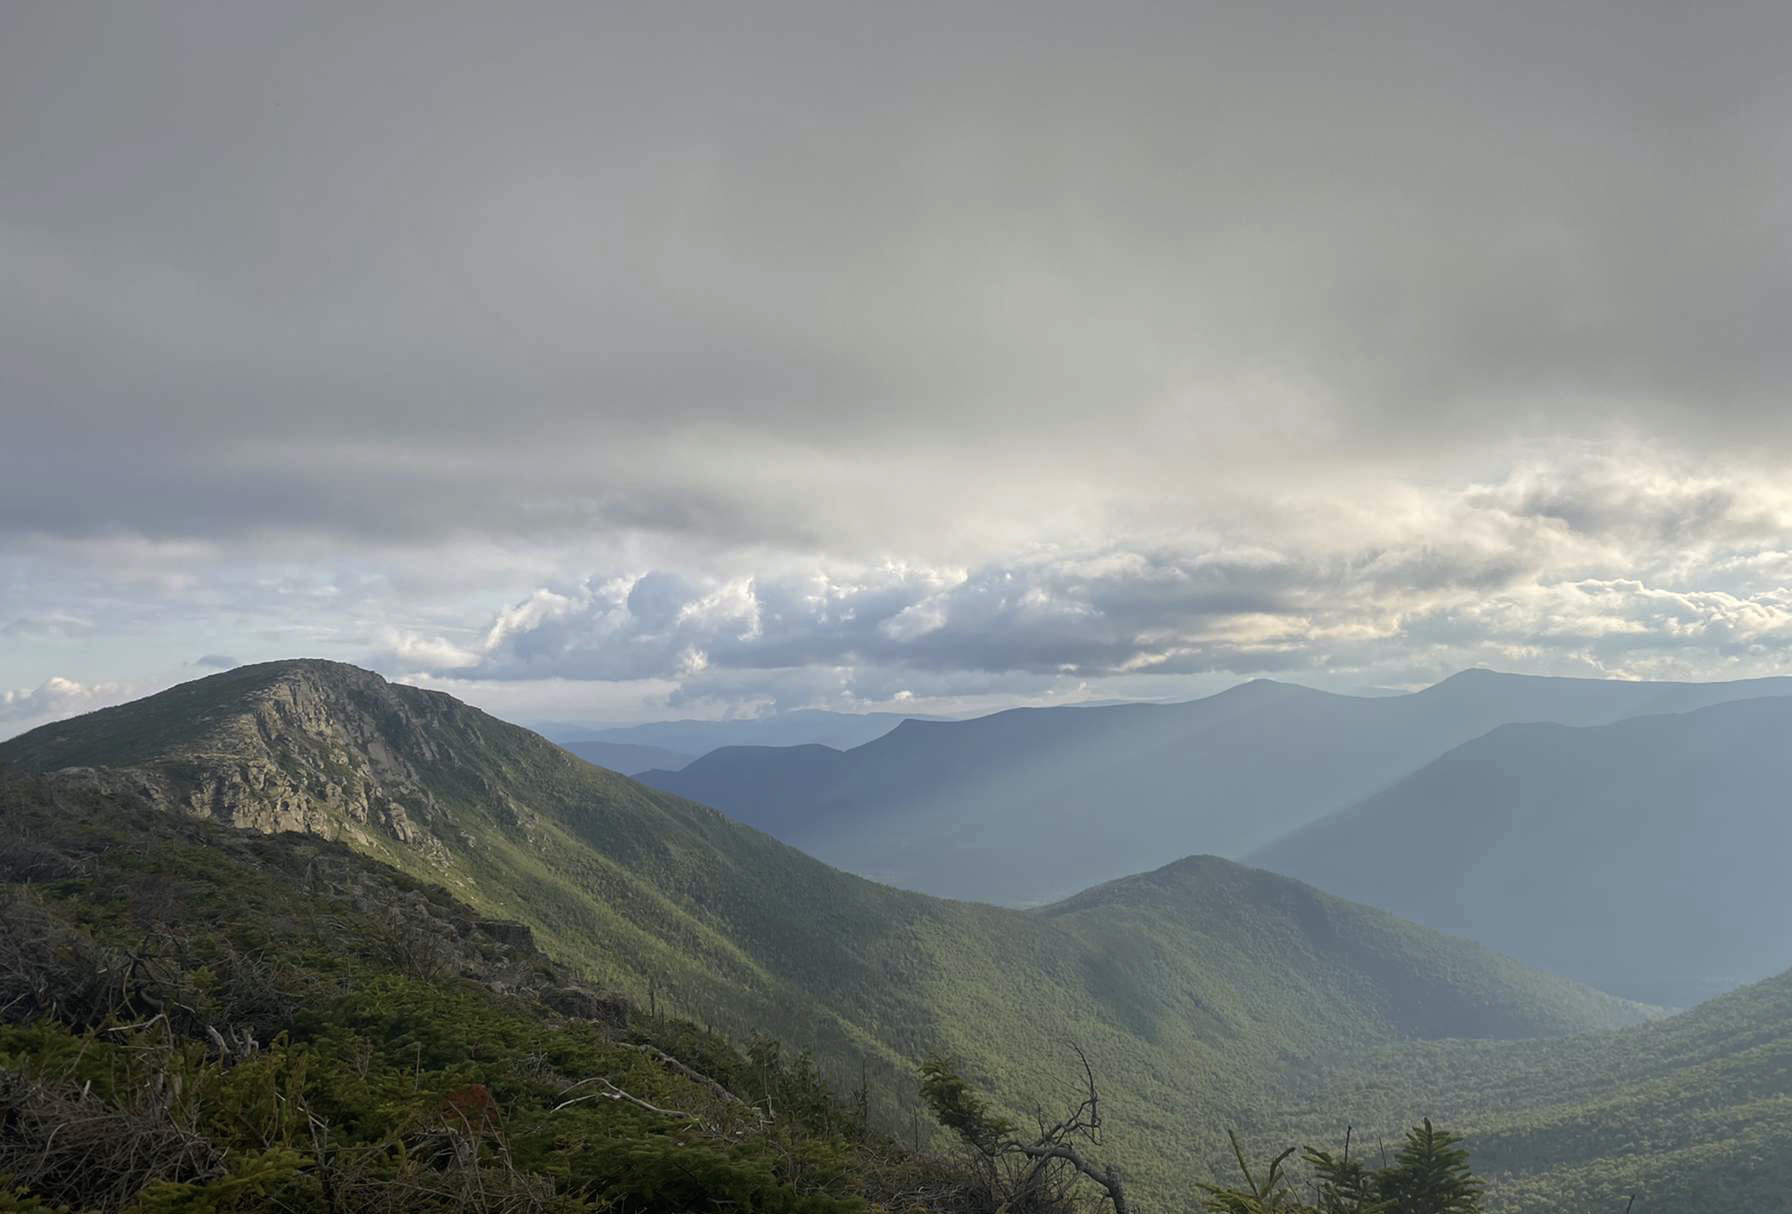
0, 767, 954, 1212
0, 660, 1651, 1202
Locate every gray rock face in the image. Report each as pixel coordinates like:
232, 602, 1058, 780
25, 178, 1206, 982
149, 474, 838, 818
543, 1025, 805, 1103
24, 662, 474, 859
59, 758, 426, 844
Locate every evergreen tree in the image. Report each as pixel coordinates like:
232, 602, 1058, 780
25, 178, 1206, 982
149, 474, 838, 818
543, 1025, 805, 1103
1205, 1123, 1482, 1214
1372, 1120, 1482, 1214
1303, 1130, 1389, 1214
1198, 1132, 1305, 1212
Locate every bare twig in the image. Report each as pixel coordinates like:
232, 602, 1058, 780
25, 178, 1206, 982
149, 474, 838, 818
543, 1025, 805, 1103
552, 1076, 702, 1121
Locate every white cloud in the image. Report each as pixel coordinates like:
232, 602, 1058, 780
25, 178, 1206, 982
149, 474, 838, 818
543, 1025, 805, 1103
382, 629, 481, 671
349, 450, 1792, 712
0, 676, 137, 737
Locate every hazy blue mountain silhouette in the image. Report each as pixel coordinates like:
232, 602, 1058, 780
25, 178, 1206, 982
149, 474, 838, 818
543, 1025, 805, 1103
1250, 694, 1792, 1005
543, 707, 937, 754
557, 738, 698, 774
642, 669, 1792, 906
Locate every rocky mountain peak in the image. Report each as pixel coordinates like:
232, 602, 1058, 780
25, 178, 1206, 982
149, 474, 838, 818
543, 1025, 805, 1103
0, 660, 494, 855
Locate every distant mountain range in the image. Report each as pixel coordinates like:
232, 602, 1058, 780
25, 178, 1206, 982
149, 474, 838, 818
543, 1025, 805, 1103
557, 738, 699, 774
639, 668, 1792, 907
1248, 695, 1792, 1006
0, 659, 1666, 1204
537, 708, 943, 754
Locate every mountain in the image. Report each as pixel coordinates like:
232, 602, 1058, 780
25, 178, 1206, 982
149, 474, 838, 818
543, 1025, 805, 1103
1248, 695, 1792, 1006
640, 669, 1792, 905
558, 738, 698, 774
541, 708, 935, 753
0, 659, 1652, 1202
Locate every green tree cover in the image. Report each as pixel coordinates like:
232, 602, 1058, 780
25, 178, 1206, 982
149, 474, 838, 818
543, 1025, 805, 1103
0, 771, 965, 1213
1288, 968, 1792, 1212
1196, 1122, 1481, 1214
919, 1058, 1484, 1214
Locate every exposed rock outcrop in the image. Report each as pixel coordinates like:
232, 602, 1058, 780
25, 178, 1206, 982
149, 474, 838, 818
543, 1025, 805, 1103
7, 660, 562, 866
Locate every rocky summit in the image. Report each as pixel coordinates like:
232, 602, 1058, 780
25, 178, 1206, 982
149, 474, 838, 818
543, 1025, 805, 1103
2, 660, 588, 867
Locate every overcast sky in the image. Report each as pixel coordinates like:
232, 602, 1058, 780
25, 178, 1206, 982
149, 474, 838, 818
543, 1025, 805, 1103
5, 2, 1792, 735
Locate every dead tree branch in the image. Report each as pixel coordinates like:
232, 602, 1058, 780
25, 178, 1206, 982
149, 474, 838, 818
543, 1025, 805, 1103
552, 1075, 702, 1121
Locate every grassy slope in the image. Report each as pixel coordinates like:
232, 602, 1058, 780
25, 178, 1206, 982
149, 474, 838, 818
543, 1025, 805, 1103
0, 661, 1653, 1202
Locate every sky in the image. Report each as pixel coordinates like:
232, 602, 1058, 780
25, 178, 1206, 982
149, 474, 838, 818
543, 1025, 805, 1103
5, 2, 1792, 737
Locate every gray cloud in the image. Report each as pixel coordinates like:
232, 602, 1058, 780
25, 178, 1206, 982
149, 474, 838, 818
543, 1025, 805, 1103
1, 613, 94, 640
6, 3, 1792, 553
6, 4, 1792, 717
411, 555, 1298, 681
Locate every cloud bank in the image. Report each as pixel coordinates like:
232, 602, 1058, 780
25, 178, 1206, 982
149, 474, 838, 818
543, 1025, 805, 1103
370, 454, 1792, 710
4, 4, 1792, 724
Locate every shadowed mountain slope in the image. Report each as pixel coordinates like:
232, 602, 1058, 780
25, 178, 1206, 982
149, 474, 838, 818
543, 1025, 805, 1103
641, 669, 1792, 904
0, 659, 1653, 1201
1249, 696, 1792, 1006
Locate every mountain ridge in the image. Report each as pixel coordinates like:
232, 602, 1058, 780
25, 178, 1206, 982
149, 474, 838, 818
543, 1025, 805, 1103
640, 667, 1792, 903
0, 658, 1658, 1201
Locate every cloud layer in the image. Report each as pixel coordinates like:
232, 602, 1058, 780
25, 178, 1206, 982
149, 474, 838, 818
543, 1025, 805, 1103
4, 4, 1792, 725
367, 454, 1792, 710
